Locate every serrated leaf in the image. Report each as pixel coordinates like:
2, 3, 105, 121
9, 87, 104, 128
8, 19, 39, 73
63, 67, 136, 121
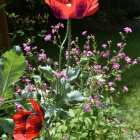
39, 66, 54, 81
63, 67, 80, 82
0, 48, 25, 99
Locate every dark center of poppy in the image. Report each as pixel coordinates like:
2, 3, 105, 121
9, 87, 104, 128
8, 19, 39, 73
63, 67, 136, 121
22, 114, 30, 122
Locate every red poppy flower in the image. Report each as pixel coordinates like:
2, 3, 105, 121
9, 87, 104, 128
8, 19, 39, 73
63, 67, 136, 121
13, 99, 44, 140
45, 0, 99, 19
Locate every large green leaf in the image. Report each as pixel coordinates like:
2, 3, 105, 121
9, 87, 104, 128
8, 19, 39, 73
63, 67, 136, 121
39, 65, 54, 81
63, 66, 80, 82
65, 90, 85, 103
0, 46, 25, 99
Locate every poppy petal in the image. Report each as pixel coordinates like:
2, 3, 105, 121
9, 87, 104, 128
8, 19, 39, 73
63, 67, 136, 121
45, 0, 73, 19
13, 124, 31, 140
30, 99, 44, 121
73, 0, 90, 19
85, 0, 99, 17
13, 110, 33, 125
26, 116, 42, 139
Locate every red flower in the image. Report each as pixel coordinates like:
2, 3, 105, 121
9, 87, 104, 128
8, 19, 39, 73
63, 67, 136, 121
45, 0, 99, 19
13, 99, 44, 140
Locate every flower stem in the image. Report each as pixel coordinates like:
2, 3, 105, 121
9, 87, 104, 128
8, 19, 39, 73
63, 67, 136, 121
58, 20, 70, 71
66, 19, 72, 75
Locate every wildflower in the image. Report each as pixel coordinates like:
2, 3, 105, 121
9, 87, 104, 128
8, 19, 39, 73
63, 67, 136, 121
102, 44, 107, 48
85, 45, 90, 50
13, 99, 44, 140
93, 65, 101, 70
117, 52, 126, 58
70, 40, 75, 46
45, 0, 99, 19
89, 96, 94, 103
38, 53, 46, 61
108, 82, 114, 87
117, 42, 123, 47
82, 31, 87, 36
132, 59, 138, 65
96, 100, 101, 106
123, 85, 129, 92
117, 76, 122, 81
125, 56, 131, 63
28, 84, 35, 91
0, 98, 4, 104
102, 51, 110, 58
53, 62, 58, 66
55, 71, 67, 80
24, 78, 31, 83
46, 57, 51, 63
28, 66, 33, 71
23, 43, 31, 52
83, 104, 91, 111
103, 66, 109, 71
94, 95, 98, 99
15, 103, 23, 111
113, 63, 120, 70
44, 34, 52, 41
124, 27, 132, 33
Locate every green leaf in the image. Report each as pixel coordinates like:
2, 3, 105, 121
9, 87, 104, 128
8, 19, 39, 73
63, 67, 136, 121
66, 90, 85, 103
63, 67, 80, 82
0, 118, 14, 133
39, 66, 54, 81
0, 47, 25, 99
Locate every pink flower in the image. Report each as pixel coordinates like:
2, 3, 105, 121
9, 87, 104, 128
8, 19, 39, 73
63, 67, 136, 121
117, 52, 126, 58
113, 63, 120, 70
124, 27, 132, 33
28, 84, 35, 91
44, 34, 52, 41
82, 31, 87, 36
93, 65, 101, 70
123, 85, 129, 92
0, 98, 4, 104
102, 51, 110, 58
108, 82, 114, 87
94, 95, 98, 99
23, 43, 31, 52
38, 53, 46, 61
89, 96, 94, 103
125, 56, 131, 63
85, 45, 90, 50
103, 66, 109, 71
117, 42, 123, 47
102, 44, 107, 48
117, 77, 122, 81
15, 103, 23, 111
132, 59, 138, 65
96, 101, 101, 106
83, 104, 91, 111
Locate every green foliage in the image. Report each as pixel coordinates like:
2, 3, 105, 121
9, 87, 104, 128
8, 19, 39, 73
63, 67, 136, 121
39, 66, 54, 81
0, 46, 25, 99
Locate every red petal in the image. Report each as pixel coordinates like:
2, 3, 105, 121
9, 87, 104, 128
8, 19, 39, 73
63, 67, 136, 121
72, 0, 90, 19
13, 110, 33, 125
30, 99, 44, 121
26, 116, 42, 139
85, 0, 99, 17
45, 0, 73, 19
13, 124, 31, 140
